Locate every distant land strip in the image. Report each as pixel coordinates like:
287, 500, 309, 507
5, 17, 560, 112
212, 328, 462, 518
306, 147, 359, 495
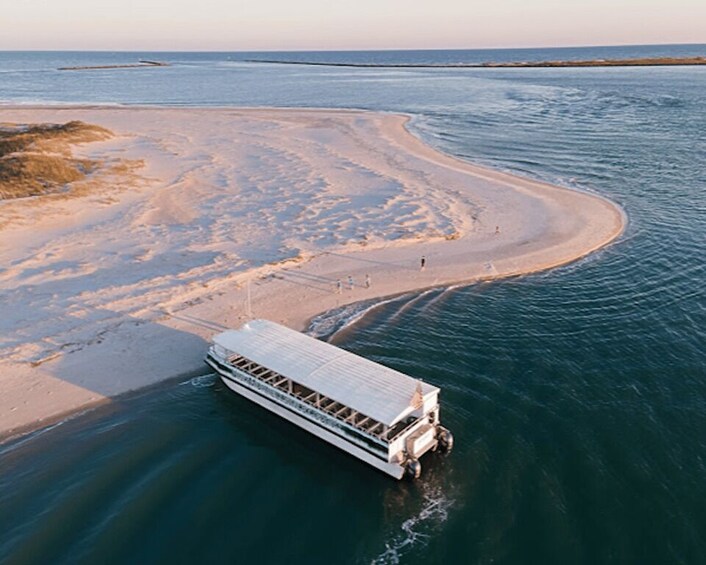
58, 60, 169, 71
246, 56, 706, 69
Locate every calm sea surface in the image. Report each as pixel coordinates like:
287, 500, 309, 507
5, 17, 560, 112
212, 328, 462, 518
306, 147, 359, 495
1, 45, 705, 564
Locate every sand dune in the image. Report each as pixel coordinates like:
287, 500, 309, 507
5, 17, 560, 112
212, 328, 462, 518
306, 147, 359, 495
0, 106, 625, 439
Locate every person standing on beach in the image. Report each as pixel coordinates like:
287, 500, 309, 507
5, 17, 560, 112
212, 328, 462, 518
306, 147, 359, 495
420, 256, 426, 271
348, 275, 354, 290
336, 279, 342, 294
365, 273, 371, 288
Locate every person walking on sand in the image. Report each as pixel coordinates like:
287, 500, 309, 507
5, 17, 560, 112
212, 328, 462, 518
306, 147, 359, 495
336, 279, 342, 294
348, 275, 354, 290
495, 225, 500, 235
420, 255, 426, 271
365, 273, 371, 288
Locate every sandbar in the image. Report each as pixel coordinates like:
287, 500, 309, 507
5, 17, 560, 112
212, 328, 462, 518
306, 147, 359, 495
248, 56, 706, 68
0, 106, 625, 441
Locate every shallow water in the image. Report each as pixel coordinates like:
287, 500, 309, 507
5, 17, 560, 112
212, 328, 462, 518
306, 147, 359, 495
1, 46, 705, 564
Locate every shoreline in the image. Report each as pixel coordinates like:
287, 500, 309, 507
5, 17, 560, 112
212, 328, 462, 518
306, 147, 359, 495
246, 56, 706, 69
58, 60, 169, 71
0, 105, 625, 442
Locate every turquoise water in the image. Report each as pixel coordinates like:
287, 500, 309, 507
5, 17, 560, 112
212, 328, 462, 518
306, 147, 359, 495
1, 46, 706, 564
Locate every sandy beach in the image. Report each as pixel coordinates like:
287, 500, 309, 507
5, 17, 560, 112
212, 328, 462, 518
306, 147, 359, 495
0, 106, 625, 440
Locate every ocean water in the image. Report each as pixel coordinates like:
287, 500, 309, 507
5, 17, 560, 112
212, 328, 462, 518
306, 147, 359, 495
1, 46, 705, 564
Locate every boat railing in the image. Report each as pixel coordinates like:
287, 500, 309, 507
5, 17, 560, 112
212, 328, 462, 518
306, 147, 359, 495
220, 351, 394, 445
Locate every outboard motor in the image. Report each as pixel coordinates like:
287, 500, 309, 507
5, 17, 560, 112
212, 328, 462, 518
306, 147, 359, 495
437, 426, 454, 453
405, 458, 422, 479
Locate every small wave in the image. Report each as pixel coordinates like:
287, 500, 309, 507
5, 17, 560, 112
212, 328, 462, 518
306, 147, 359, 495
178, 373, 217, 388
307, 294, 413, 341
627, 92, 685, 108
0, 99, 128, 107
387, 289, 438, 322
191, 373, 217, 388
0, 408, 96, 456
415, 284, 466, 315
371, 486, 454, 565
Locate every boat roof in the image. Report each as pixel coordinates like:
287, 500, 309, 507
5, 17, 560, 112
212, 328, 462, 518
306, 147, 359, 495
213, 319, 439, 427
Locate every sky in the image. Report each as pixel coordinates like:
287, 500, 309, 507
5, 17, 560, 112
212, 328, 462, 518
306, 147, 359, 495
1, 0, 704, 51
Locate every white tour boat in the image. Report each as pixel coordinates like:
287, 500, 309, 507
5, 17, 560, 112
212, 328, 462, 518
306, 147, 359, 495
205, 319, 453, 479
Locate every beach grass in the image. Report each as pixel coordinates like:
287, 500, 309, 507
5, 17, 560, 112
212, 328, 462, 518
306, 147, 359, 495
0, 121, 111, 200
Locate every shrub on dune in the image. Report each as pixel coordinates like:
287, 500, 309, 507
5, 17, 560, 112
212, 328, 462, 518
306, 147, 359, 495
0, 121, 111, 200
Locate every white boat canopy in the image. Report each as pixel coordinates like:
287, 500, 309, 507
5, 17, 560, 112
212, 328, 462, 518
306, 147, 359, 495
213, 319, 439, 427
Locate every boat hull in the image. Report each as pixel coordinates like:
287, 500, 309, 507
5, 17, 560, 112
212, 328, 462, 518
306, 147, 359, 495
208, 358, 406, 479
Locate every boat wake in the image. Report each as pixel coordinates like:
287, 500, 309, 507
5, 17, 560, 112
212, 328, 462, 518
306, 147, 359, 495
371, 486, 454, 565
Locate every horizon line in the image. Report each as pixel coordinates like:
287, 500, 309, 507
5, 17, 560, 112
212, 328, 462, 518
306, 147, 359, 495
0, 41, 704, 54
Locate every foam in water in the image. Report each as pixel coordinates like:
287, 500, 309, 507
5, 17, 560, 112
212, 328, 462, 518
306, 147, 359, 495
307, 294, 413, 341
414, 284, 466, 315
185, 373, 218, 388
386, 289, 437, 323
371, 486, 454, 565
